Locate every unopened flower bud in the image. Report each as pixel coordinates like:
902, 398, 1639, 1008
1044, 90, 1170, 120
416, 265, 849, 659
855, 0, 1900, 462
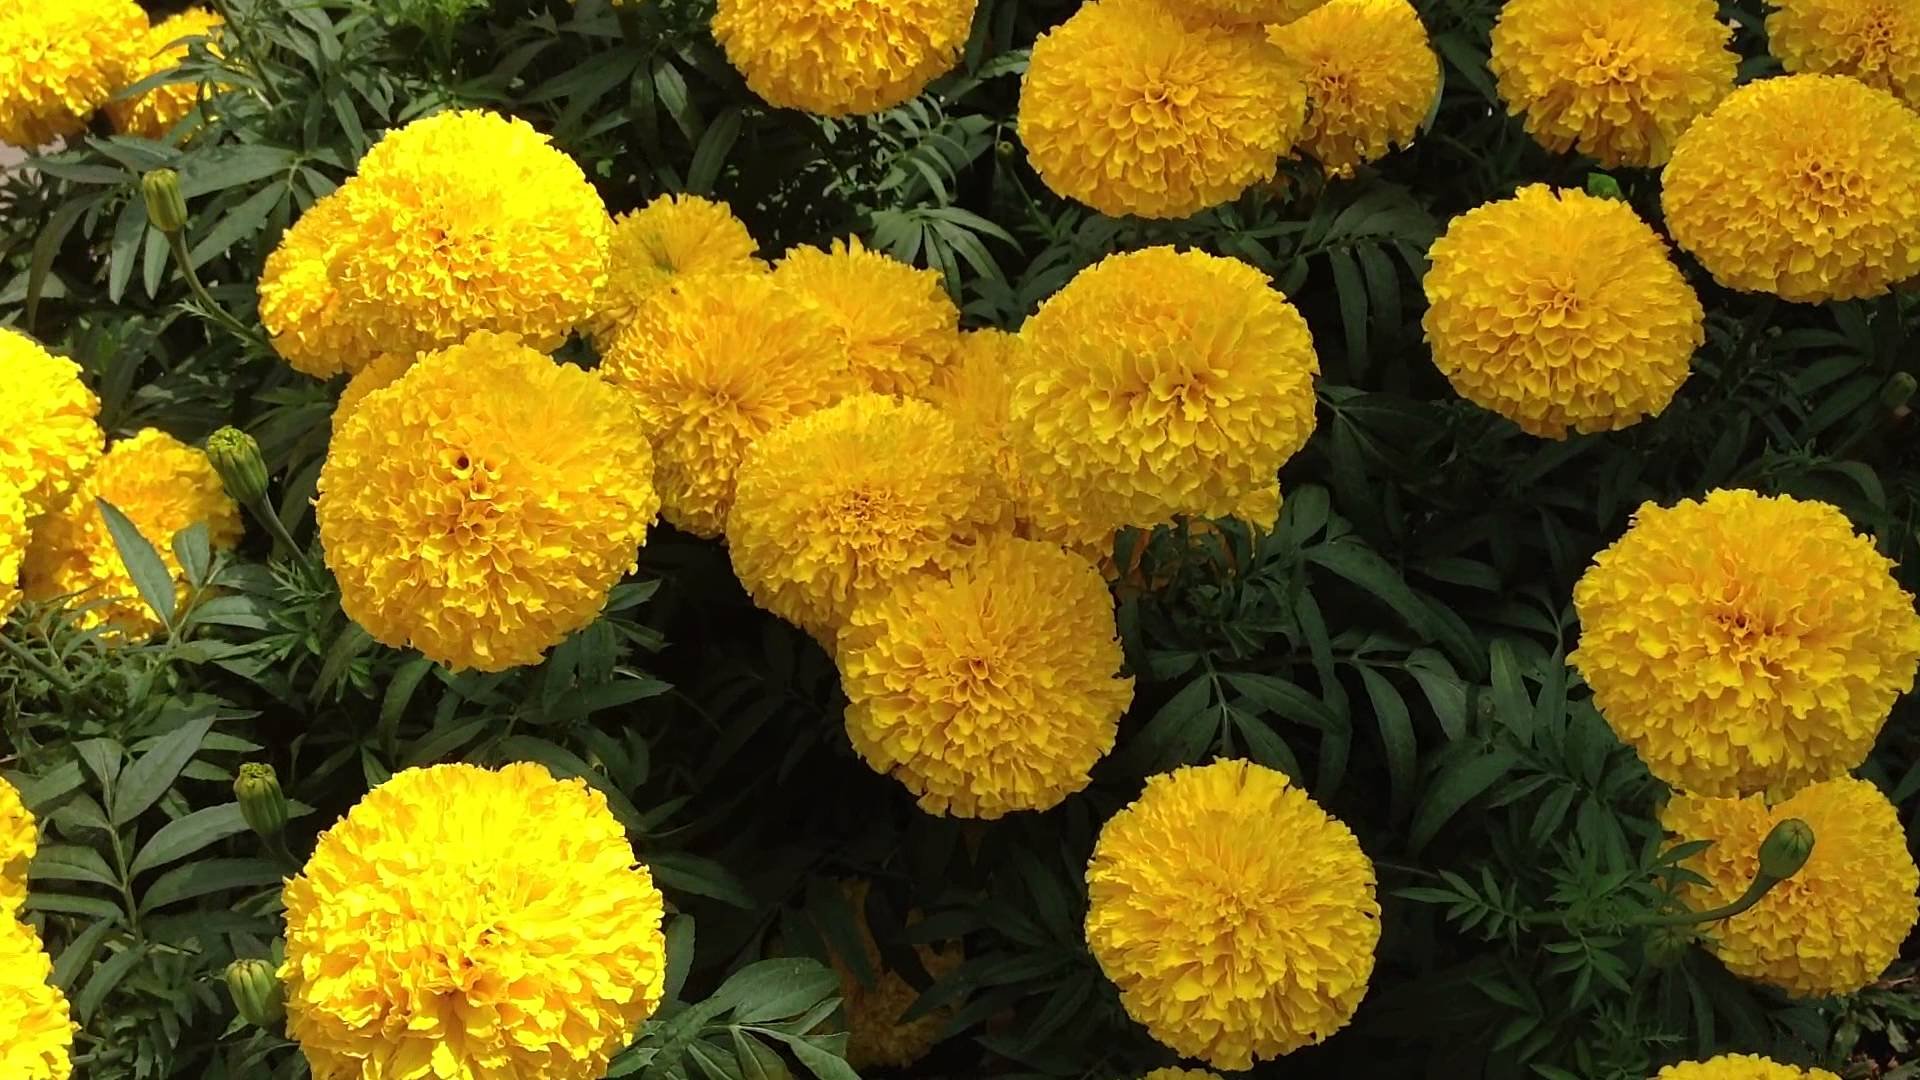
1758, 818, 1815, 882
143, 169, 188, 234
234, 763, 287, 839
1585, 172, 1625, 201
1881, 372, 1915, 411
225, 958, 284, 1028
206, 427, 269, 507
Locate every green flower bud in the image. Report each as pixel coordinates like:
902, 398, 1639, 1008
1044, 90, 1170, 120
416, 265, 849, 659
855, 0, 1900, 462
1758, 818, 1815, 882
206, 427, 269, 508
1881, 372, 1916, 411
234, 763, 288, 839
226, 958, 285, 1029
143, 169, 189, 234
1585, 172, 1625, 201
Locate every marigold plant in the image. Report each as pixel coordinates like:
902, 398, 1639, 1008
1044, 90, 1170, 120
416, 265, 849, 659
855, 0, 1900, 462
826, 881, 964, 1070
0, 0, 145, 148
586, 193, 763, 351
710, 0, 978, 115
0, 329, 104, 521
0, 917, 75, 1080
771, 236, 960, 396
105, 8, 223, 139
1655, 1055, 1841, 1080
0, 775, 35, 915
1267, 0, 1439, 175
1766, 0, 1920, 108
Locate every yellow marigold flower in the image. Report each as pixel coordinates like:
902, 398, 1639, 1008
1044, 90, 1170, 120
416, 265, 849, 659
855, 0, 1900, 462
925, 328, 1046, 529
318, 332, 658, 672
1143, 1070, 1225, 1080
587, 193, 763, 351
1, 484, 27, 623
105, 8, 223, 139
1180, 0, 1326, 27
1421, 185, 1704, 438
1267, 0, 1439, 175
601, 273, 855, 539
728, 394, 1002, 642
0, 0, 146, 149
23, 429, 243, 640
0, 916, 76, 1080
840, 535, 1134, 818
1488, 0, 1736, 168
1017, 0, 1307, 219
1768, 0, 1920, 108
282, 762, 668, 1080
1, 775, 35, 915
1654, 1055, 1840, 1080
827, 881, 963, 1070
258, 110, 612, 378
329, 352, 413, 433
0, 329, 104, 521
1662, 74, 1920, 304
1571, 490, 1920, 797
711, 0, 978, 116
1662, 778, 1920, 997
1086, 759, 1380, 1069
772, 237, 960, 396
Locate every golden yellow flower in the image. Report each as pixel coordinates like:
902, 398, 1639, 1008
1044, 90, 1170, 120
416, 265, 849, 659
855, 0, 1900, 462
1017, 0, 1307, 219
924, 328, 1046, 529
827, 881, 963, 1070
0, 916, 75, 1080
105, 8, 223, 139
1662, 778, 1920, 997
0, 0, 146, 148
840, 535, 1134, 818
0, 329, 104, 521
1571, 490, 1920, 797
1662, 73, 1920, 304
1654, 1055, 1840, 1080
1, 483, 27, 623
1422, 185, 1703, 438
587, 193, 763, 351
23, 428, 242, 640
1, 775, 35, 915
1267, 0, 1439, 175
772, 237, 960, 396
258, 110, 612, 378
1086, 759, 1380, 1069
728, 394, 1002, 642
1142, 1070, 1225, 1080
1178, 0, 1326, 27
282, 763, 668, 1080
318, 332, 658, 672
600, 273, 855, 539
1488, 0, 1735, 168
329, 352, 413, 433
1768, 0, 1920, 108
711, 0, 979, 116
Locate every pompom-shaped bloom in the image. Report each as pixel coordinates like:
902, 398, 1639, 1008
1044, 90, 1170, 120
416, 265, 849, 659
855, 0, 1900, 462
23, 429, 242, 639
281, 763, 668, 1080
601, 274, 855, 538
0, 0, 145, 148
1662, 778, 1920, 996
772, 237, 960, 396
1086, 760, 1380, 1069
318, 333, 659, 672
1018, 0, 1307, 219
828, 881, 963, 1070
0, 917, 75, 1080
1, 484, 26, 623
586, 194, 763, 351
1, 775, 35, 914
1489, 0, 1735, 168
1768, 0, 1920, 108
259, 110, 612, 378
1571, 490, 1920, 796
711, 0, 978, 116
1422, 185, 1703, 438
105, 8, 224, 139
840, 535, 1135, 818
729, 394, 1002, 641
1267, 0, 1439, 175
1654, 1055, 1841, 1080
1662, 74, 1920, 304
0, 329, 104, 521
329, 352, 413, 433
924, 329, 1046, 528
1178, 0, 1326, 26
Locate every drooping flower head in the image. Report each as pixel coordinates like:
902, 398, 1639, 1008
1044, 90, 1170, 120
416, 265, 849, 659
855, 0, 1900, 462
1, 775, 35, 914
1177, 0, 1326, 27
587, 194, 764, 351
318, 332, 659, 672
0, 329, 104, 521
826, 881, 963, 1070
1767, 0, 1920, 108
772, 237, 960, 396
0, 916, 76, 1080
1662, 74, 1920, 303
1654, 1055, 1841, 1080
1267, 0, 1440, 175
281, 763, 668, 1080
1662, 778, 1920, 997
0, 0, 146, 148
711, 0, 979, 116
1571, 490, 1920, 796
1422, 185, 1703, 438
1086, 759, 1380, 1069
105, 8, 224, 139
1489, 0, 1736, 167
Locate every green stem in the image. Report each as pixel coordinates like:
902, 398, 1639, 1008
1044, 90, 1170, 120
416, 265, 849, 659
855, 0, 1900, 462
165, 231, 268, 348
1637, 872, 1780, 928
247, 494, 302, 563
0, 631, 76, 694
206, 0, 283, 107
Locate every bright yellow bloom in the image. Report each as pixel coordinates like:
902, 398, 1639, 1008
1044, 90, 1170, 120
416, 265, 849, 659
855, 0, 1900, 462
827, 881, 963, 1070
772, 237, 960, 396
1768, 0, 1920, 108
1422, 185, 1703, 438
1489, 0, 1735, 168
0, 329, 104, 521
105, 8, 223, 139
840, 535, 1134, 818
587, 193, 763, 351
330, 352, 413, 432
318, 332, 658, 672
1142, 1070, 1225, 1080
1, 483, 26, 623
0, 0, 146, 148
282, 763, 668, 1080
600, 273, 855, 538
924, 328, 1046, 530
1179, 0, 1326, 27
1086, 759, 1380, 1069
1662, 778, 1920, 997
1571, 490, 1920, 796
1267, 0, 1439, 175
711, 0, 978, 116
1018, 0, 1307, 219
1662, 74, 1920, 304
1654, 1055, 1840, 1080
1, 775, 35, 915
0, 916, 75, 1080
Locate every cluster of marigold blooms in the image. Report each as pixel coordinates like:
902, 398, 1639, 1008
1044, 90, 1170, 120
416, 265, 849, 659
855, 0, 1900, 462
0, 0, 225, 145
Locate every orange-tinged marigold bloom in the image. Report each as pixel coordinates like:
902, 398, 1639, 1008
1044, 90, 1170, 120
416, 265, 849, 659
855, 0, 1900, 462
711, 0, 978, 116
1, 774, 35, 915
826, 881, 964, 1070
1767, 0, 1920, 108
772, 237, 960, 396
0, 916, 76, 1080
0, 329, 104, 522
1654, 1055, 1841, 1080
0, 0, 146, 148
106, 8, 223, 139
587, 193, 764, 351
1267, 0, 1439, 175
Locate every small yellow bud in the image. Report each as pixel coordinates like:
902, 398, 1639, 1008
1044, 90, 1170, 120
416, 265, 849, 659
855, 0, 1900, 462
205, 426, 269, 507
225, 958, 284, 1029
143, 169, 188, 234
234, 763, 288, 839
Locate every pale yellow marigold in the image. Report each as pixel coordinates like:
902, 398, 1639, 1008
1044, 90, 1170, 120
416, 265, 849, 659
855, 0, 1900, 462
0, 329, 104, 521
840, 535, 1134, 818
23, 429, 242, 640
1489, 0, 1736, 168
1662, 778, 1920, 997
772, 237, 960, 396
829, 881, 963, 1070
105, 8, 223, 139
1018, 0, 1307, 219
1267, 0, 1439, 175
318, 332, 658, 672
0, 0, 146, 148
600, 273, 855, 538
1768, 0, 1920, 108
258, 110, 612, 378
728, 394, 1002, 642
1662, 74, 1920, 304
711, 0, 978, 116
586, 193, 763, 351
329, 352, 413, 433
1, 775, 35, 915
0, 916, 75, 1080
1422, 185, 1703, 438
1571, 490, 1920, 797
1143, 1070, 1225, 1080
1, 484, 26, 623
1654, 1055, 1841, 1080
1086, 759, 1380, 1069
282, 763, 668, 1080
1177, 0, 1326, 27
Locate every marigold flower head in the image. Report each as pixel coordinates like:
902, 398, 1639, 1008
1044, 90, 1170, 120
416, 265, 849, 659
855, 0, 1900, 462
924, 328, 1047, 529
330, 352, 413, 433
587, 194, 763, 351
0, 0, 146, 148
1179, 0, 1326, 27
105, 8, 223, 139
1142, 1070, 1224, 1080
259, 110, 612, 378
827, 881, 963, 1070
318, 332, 658, 672
0, 329, 104, 521
1654, 1055, 1841, 1080
1, 775, 35, 915
772, 237, 960, 396
1, 484, 27, 623
1267, 0, 1439, 175
1768, 0, 1920, 108
0, 916, 75, 1080
1662, 74, 1920, 304
1422, 185, 1703, 438
711, 0, 978, 116
1662, 778, 1920, 997
1086, 759, 1380, 1069
282, 763, 668, 1080
1018, 0, 1307, 219
1489, 0, 1735, 167
1571, 490, 1920, 797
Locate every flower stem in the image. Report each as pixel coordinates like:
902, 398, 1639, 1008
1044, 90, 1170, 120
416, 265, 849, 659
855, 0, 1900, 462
1637, 871, 1780, 928
0, 631, 76, 694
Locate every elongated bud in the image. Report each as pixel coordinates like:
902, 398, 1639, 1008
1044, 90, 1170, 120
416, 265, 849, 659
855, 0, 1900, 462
1758, 818, 1815, 882
1881, 372, 1916, 411
226, 958, 284, 1028
143, 169, 188, 234
206, 427, 269, 508
234, 763, 288, 839
1585, 172, 1624, 201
